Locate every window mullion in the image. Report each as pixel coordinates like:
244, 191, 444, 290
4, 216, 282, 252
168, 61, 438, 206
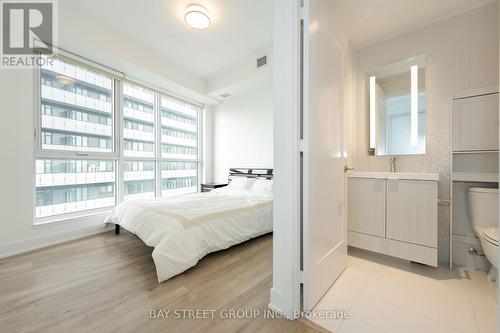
198, 107, 203, 190
33, 63, 42, 153
155, 92, 162, 198
116, 79, 124, 205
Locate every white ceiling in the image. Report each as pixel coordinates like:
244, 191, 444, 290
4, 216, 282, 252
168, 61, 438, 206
64, 0, 273, 81
331, 0, 496, 49
62, 0, 495, 101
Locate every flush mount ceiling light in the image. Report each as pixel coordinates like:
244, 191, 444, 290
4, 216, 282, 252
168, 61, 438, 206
185, 4, 211, 30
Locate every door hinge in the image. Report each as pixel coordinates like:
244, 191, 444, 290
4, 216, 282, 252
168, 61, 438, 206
298, 140, 305, 152
33, 128, 37, 141
299, 270, 305, 284
299, 6, 306, 20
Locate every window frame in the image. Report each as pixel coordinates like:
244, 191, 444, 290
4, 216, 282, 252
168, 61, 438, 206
33, 51, 204, 224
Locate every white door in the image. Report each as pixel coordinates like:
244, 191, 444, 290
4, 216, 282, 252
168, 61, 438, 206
302, 0, 348, 311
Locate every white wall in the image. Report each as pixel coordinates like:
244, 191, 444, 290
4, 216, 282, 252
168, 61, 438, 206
353, 3, 499, 263
211, 84, 274, 182
0, 3, 213, 257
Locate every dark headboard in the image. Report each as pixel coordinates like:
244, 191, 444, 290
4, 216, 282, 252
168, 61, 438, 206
229, 168, 273, 181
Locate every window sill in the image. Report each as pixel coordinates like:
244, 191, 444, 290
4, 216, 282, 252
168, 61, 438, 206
33, 209, 112, 228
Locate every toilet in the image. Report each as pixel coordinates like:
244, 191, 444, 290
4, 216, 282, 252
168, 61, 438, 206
467, 187, 499, 281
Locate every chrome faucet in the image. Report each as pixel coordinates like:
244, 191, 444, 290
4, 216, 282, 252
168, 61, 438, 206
390, 157, 398, 173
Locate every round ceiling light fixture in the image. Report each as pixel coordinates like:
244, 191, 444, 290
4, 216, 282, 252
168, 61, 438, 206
184, 4, 211, 30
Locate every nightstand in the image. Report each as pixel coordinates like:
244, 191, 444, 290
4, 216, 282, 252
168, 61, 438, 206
200, 183, 228, 192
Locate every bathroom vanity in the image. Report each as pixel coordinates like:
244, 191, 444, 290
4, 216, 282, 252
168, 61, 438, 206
348, 172, 439, 266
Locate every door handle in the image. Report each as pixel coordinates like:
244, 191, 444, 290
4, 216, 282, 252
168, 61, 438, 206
344, 166, 354, 172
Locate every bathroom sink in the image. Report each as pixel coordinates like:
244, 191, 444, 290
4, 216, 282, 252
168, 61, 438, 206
347, 171, 439, 181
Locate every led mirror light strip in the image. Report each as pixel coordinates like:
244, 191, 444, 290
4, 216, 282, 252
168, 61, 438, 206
410, 65, 419, 147
369, 76, 376, 149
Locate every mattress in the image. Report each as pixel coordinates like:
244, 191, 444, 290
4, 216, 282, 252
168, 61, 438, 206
104, 187, 273, 282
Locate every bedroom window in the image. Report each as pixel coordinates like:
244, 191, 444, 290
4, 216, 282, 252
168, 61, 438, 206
38, 56, 114, 153
34, 53, 203, 222
160, 95, 200, 196
121, 82, 158, 201
122, 82, 156, 158
35, 54, 118, 220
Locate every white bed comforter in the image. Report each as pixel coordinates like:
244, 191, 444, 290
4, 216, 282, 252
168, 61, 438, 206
104, 188, 273, 282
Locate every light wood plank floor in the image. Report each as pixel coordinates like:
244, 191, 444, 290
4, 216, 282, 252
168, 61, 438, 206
0, 231, 319, 333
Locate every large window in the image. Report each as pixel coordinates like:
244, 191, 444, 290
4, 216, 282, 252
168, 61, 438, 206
123, 82, 155, 158
122, 82, 157, 201
40, 56, 114, 153
35, 55, 117, 219
35, 54, 202, 221
160, 95, 199, 196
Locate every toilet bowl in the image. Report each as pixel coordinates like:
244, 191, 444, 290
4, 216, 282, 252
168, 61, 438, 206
467, 187, 499, 280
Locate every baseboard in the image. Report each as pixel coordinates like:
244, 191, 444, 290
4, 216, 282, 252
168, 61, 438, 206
297, 318, 332, 333
452, 233, 480, 246
0, 224, 113, 259
269, 288, 296, 320
268, 302, 294, 320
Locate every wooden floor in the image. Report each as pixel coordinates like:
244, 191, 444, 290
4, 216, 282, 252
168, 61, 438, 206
0, 231, 319, 333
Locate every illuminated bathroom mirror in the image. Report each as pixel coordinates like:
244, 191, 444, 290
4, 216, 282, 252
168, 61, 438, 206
367, 55, 426, 156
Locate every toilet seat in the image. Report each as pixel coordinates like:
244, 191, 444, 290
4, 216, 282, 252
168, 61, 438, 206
483, 227, 499, 247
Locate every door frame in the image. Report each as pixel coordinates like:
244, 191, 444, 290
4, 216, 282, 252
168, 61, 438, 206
268, 0, 302, 320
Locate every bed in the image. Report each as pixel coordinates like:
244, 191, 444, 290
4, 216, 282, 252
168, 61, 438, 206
104, 168, 273, 282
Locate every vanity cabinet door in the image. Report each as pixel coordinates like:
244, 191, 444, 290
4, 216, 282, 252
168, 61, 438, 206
386, 179, 437, 247
452, 93, 499, 151
348, 178, 386, 238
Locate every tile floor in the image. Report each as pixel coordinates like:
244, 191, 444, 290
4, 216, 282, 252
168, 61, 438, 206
311, 247, 499, 333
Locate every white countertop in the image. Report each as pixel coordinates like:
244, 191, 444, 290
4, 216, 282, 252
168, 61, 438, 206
348, 171, 439, 181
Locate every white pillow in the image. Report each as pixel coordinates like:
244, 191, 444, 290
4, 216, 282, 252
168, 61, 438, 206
228, 177, 255, 189
251, 179, 273, 192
